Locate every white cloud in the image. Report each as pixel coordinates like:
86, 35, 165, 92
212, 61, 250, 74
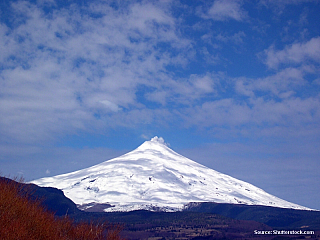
190, 74, 215, 93
99, 100, 122, 112
181, 98, 251, 127
144, 72, 220, 106
0, 0, 319, 155
140, 134, 149, 140
251, 97, 320, 126
260, 0, 317, 7
313, 78, 320, 85
145, 91, 168, 105
215, 31, 246, 44
0, 1, 191, 144
180, 94, 320, 139
205, 0, 247, 21
178, 68, 320, 135
235, 68, 305, 97
263, 37, 320, 69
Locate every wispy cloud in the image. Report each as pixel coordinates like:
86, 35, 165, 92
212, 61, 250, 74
203, 0, 247, 21
235, 68, 305, 97
0, 0, 319, 151
0, 1, 192, 143
215, 31, 246, 44
263, 37, 320, 69
260, 0, 318, 6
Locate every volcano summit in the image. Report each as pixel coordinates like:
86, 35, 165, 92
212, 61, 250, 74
31, 137, 310, 212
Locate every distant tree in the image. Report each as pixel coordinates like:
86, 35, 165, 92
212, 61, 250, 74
0, 177, 123, 240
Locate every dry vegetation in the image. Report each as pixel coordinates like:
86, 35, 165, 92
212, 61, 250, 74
0, 177, 123, 240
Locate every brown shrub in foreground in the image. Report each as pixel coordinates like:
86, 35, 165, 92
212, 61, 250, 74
0, 177, 123, 240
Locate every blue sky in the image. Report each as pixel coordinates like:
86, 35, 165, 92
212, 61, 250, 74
0, 0, 320, 209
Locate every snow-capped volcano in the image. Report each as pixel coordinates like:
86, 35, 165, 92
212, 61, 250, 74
31, 136, 310, 212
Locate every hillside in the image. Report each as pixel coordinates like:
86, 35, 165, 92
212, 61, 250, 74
2, 177, 320, 239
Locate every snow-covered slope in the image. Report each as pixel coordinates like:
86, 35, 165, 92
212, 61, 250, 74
31, 136, 310, 212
